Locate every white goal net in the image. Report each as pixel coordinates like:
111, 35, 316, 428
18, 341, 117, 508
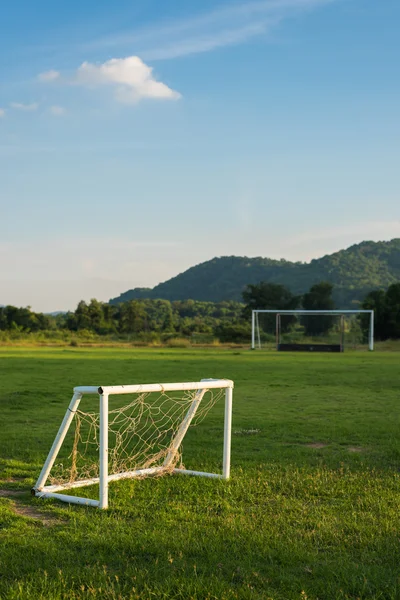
252, 310, 374, 351
33, 379, 233, 509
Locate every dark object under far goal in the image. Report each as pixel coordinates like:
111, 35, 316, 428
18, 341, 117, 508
277, 343, 342, 353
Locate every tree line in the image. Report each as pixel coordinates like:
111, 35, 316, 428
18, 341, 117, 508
1, 281, 399, 342
0, 299, 245, 340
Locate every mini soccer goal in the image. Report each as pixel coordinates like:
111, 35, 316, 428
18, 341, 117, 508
251, 310, 374, 352
32, 379, 233, 509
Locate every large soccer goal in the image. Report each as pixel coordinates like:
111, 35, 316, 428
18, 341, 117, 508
32, 379, 233, 509
251, 310, 374, 352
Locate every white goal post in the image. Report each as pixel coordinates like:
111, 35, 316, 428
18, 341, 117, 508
32, 379, 234, 509
251, 310, 374, 351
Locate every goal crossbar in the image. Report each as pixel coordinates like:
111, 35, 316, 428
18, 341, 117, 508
76, 379, 233, 396
32, 379, 233, 509
251, 310, 374, 351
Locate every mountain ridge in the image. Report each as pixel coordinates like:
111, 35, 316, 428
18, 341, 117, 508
110, 239, 400, 308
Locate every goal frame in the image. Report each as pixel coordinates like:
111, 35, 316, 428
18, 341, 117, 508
251, 310, 374, 351
32, 379, 233, 509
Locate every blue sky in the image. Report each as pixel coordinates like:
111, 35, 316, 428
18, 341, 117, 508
1, 0, 399, 311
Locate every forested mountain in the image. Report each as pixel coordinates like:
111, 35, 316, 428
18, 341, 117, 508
110, 239, 400, 308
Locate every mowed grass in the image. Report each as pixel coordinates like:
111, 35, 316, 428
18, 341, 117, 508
0, 347, 399, 600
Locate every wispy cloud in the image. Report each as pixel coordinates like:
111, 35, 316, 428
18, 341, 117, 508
143, 23, 268, 61
85, 0, 335, 60
0, 108, 5, 118
38, 70, 60, 82
49, 105, 66, 116
10, 102, 39, 111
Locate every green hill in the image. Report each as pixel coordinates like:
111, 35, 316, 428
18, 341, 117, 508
110, 239, 400, 308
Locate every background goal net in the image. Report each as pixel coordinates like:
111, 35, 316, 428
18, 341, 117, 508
252, 310, 374, 351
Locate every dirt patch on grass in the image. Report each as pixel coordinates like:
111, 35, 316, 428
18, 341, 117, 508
12, 503, 61, 526
0, 489, 25, 498
305, 443, 328, 449
0, 489, 62, 526
348, 446, 365, 453
234, 429, 261, 436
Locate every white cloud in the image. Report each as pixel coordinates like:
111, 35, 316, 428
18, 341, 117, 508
50, 105, 66, 116
10, 102, 39, 111
0, 108, 5, 118
38, 70, 60, 82
75, 56, 181, 104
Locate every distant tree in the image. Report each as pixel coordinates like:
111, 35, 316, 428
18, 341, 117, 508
0, 308, 7, 330
155, 300, 175, 332
361, 283, 400, 340
242, 282, 300, 316
360, 289, 387, 340
385, 283, 400, 338
242, 282, 300, 332
101, 303, 117, 333
74, 301, 92, 331
64, 311, 78, 331
302, 282, 335, 336
87, 299, 105, 333
118, 301, 147, 334
0, 305, 50, 332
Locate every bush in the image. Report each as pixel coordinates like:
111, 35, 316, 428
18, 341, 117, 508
214, 322, 251, 343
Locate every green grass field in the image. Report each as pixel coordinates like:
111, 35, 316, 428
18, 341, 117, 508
0, 347, 399, 600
